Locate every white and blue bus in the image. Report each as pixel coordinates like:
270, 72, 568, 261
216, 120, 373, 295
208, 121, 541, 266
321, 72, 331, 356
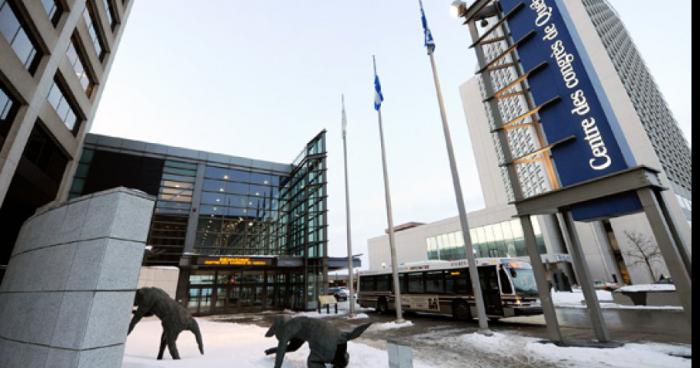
358, 258, 542, 320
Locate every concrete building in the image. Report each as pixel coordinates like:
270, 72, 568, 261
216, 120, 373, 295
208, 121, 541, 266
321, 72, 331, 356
67, 132, 359, 314
368, 0, 691, 286
0, 0, 133, 277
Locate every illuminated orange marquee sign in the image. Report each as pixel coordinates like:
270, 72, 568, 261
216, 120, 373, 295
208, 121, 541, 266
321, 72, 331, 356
199, 257, 272, 266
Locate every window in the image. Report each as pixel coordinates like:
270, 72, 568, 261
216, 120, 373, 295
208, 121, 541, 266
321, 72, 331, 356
46, 78, 81, 132
0, 0, 42, 72
361, 276, 375, 292
0, 83, 19, 148
425, 271, 444, 294
498, 268, 513, 294
65, 36, 95, 96
101, 0, 116, 29
375, 275, 390, 292
408, 272, 424, 294
83, 1, 106, 60
445, 269, 472, 295
40, 0, 62, 25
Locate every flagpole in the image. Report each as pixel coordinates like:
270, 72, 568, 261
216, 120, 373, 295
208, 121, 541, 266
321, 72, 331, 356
341, 94, 355, 318
421, 2, 490, 331
373, 55, 404, 323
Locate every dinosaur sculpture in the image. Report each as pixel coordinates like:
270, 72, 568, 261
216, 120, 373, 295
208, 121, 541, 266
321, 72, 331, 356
264, 315, 372, 368
128, 287, 204, 360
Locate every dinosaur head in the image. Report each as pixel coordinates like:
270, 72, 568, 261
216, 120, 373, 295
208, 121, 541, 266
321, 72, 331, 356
265, 315, 288, 337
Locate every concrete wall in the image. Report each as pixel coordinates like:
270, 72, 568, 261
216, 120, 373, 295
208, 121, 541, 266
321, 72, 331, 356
137, 266, 180, 299
0, 187, 154, 368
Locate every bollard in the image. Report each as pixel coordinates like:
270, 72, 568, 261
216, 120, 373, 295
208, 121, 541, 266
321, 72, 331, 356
387, 340, 413, 368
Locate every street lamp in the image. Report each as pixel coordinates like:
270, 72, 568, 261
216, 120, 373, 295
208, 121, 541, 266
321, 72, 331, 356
450, 0, 467, 18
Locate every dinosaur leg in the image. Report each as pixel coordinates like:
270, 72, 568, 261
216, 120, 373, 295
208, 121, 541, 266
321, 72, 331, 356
306, 351, 326, 368
157, 332, 167, 360
331, 343, 349, 368
166, 330, 181, 360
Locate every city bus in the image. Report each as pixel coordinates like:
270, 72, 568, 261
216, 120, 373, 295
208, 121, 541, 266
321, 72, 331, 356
357, 258, 542, 320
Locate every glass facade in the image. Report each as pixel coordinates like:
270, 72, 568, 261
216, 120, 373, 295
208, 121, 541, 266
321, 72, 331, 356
70, 131, 328, 312
0, 0, 41, 72
196, 166, 283, 255
427, 219, 547, 260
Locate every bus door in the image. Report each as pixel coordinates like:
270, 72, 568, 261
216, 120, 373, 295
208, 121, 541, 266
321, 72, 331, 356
478, 266, 503, 316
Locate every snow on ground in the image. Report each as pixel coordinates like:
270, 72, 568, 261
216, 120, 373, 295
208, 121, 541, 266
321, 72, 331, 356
552, 288, 682, 310
552, 289, 613, 306
368, 320, 414, 331
123, 317, 432, 368
616, 284, 676, 293
456, 331, 691, 368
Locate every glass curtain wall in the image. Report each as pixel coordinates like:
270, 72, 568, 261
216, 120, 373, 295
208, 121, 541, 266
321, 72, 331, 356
195, 166, 284, 255
279, 132, 327, 310
426, 218, 547, 260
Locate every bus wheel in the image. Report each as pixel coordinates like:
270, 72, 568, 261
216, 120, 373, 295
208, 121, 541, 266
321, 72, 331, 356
452, 300, 471, 321
377, 298, 389, 314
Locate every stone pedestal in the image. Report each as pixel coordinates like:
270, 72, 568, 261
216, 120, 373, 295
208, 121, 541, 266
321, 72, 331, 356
0, 187, 155, 368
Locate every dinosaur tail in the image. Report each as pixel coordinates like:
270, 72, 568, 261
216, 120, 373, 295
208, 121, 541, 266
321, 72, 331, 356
190, 319, 204, 355
342, 322, 372, 342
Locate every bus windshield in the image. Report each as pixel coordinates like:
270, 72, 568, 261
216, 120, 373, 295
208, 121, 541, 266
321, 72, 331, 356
507, 266, 538, 296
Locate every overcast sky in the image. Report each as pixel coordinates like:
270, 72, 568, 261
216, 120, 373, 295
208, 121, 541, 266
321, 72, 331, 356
91, 1, 691, 269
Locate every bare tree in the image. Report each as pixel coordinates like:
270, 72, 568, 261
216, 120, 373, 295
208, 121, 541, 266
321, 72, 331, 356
623, 231, 663, 282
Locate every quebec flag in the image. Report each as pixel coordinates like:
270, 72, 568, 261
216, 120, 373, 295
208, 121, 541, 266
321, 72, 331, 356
420, 0, 436, 55
374, 73, 384, 111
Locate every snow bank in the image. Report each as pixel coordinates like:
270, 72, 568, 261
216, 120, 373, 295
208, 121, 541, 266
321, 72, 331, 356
123, 317, 434, 368
552, 288, 682, 310
616, 284, 676, 293
369, 320, 414, 331
458, 331, 691, 368
552, 289, 613, 306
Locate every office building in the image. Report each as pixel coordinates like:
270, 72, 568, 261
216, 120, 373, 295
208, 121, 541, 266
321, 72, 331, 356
368, 0, 691, 286
68, 132, 358, 314
0, 0, 133, 278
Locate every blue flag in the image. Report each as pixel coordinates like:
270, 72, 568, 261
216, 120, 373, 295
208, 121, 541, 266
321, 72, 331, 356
420, 0, 435, 55
374, 73, 384, 111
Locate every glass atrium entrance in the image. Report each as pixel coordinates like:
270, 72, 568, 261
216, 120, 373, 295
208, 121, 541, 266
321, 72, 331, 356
185, 267, 306, 315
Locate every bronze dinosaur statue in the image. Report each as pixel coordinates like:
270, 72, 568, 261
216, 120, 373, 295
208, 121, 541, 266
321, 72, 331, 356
128, 287, 204, 360
264, 315, 372, 368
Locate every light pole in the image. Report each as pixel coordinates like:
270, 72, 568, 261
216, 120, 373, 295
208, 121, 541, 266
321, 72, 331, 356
341, 94, 355, 317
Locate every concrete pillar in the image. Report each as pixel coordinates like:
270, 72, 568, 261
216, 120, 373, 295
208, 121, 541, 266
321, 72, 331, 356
0, 187, 154, 368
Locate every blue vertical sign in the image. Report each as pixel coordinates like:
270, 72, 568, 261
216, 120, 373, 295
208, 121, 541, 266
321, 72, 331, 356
498, 0, 641, 221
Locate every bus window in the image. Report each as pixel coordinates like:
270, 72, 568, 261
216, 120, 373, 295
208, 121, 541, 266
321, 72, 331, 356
376, 274, 390, 292
425, 271, 445, 294
446, 268, 472, 294
399, 273, 408, 293
408, 272, 424, 293
362, 276, 376, 291
498, 268, 513, 294
508, 266, 538, 296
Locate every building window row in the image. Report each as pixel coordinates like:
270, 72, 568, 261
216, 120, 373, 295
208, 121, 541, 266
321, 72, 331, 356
0, 0, 41, 72
46, 78, 80, 132
426, 219, 547, 261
